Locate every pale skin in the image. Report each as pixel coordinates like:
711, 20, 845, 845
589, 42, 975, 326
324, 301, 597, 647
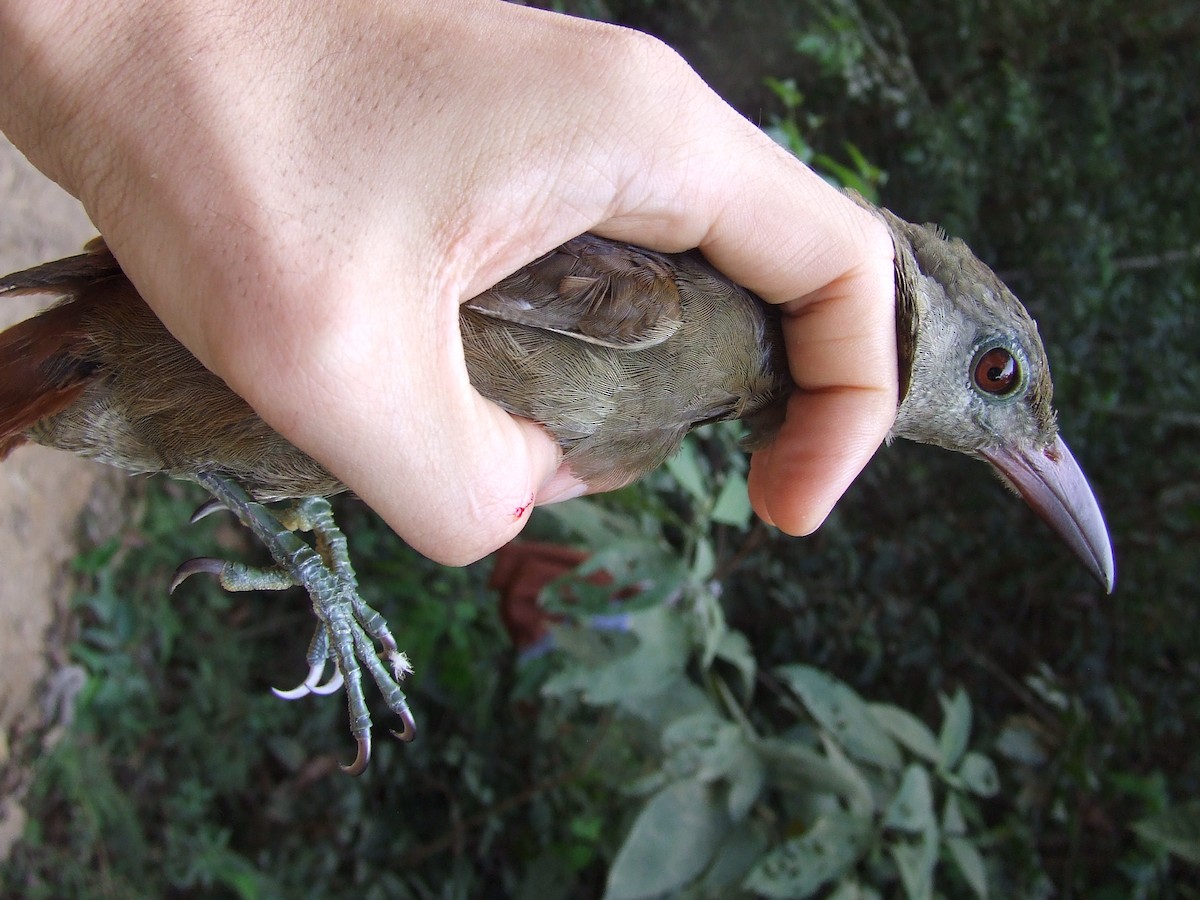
0, 0, 897, 565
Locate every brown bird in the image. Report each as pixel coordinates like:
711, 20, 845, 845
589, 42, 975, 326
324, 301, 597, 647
0, 207, 1114, 772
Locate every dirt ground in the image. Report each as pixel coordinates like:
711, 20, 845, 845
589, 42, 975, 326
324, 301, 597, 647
0, 136, 123, 859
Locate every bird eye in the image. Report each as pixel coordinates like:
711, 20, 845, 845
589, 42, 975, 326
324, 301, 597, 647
972, 346, 1020, 395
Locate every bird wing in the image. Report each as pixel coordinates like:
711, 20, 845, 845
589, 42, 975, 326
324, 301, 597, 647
463, 234, 684, 350
0, 237, 121, 298
0, 240, 118, 457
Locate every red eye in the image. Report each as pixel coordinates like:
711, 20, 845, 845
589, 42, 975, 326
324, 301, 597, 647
973, 347, 1019, 395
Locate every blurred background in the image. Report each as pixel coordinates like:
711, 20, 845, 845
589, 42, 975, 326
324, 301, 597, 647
1, 1, 1196, 897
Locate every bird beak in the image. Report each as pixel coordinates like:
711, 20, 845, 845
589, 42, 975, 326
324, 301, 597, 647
980, 435, 1115, 593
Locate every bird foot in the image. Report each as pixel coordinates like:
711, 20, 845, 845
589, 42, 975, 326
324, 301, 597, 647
172, 473, 417, 774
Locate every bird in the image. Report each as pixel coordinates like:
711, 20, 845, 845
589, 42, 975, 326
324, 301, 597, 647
0, 204, 1115, 773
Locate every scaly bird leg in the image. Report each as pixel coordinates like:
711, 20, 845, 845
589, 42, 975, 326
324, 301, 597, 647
169, 473, 416, 774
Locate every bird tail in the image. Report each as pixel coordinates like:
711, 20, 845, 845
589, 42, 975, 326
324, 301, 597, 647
0, 241, 116, 458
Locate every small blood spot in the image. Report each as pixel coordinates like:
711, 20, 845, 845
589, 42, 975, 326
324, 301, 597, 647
1044, 446, 1061, 463
513, 497, 534, 519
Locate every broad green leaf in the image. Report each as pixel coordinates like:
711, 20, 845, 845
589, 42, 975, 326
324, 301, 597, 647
692, 536, 716, 582
570, 540, 688, 613
661, 714, 764, 819
868, 703, 940, 764
820, 732, 876, 817
711, 472, 753, 527
542, 606, 688, 705
743, 812, 871, 898
535, 497, 636, 546
1133, 801, 1200, 865
942, 794, 967, 837
756, 737, 868, 801
713, 630, 756, 698
662, 711, 728, 751
777, 665, 902, 770
666, 439, 709, 502
663, 713, 743, 783
957, 753, 1000, 798
726, 744, 766, 821
698, 819, 769, 894
993, 718, 1049, 766
605, 779, 729, 900
890, 824, 939, 900
947, 836, 990, 899
937, 689, 972, 771
883, 766, 935, 834
827, 882, 883, 900
621, 676, 714, 731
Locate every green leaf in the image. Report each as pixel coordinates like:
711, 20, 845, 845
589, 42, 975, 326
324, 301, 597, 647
942, 794, 968, 837
713, 629, 756, 698
663, 713, 741, 781
666, 439, 709, 502
993, 718, 1049, 766
868, 703, 940, 764
890, 824, 939, 900
820, 733, 877, 817
726, 745, 766, 821
542, 606, 689, 706
1133, 800, 1200, 865
883, 766, 935, 834
743, 812, 871, 898
692, 536, 716, 582
937, 689, 972, 771
756, 737, 869, 802
826, 882, 883, 900
711, 472, 753, 527
698, 819, 769, 894
776, 665, 902, 770
605, 779, 730, 900
764, 75, 804, 110
535, 497, 637, 546
660, 714, 763, 820
957, 753, 1000, 798
947, 836, 990, 899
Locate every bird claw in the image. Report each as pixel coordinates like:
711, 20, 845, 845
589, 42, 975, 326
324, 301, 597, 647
189, 498, 227, 524
185, 474, 418, 775
342, 733, 371, 776
391, 706, 418, 743
309, 668, 344, 695
271, 658, 343, 700
271, 681, 313, 701
169, 557, 226, 594
342, 697, 415, 776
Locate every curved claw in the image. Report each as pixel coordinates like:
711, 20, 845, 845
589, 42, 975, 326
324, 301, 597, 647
189, 498, 228, 524
271, 682, 312, 701
309, 668, 344, 695
341, 733, 371, 776
169, 557, 226, 594
390, 707, 418, 743
272, 658, 338, 700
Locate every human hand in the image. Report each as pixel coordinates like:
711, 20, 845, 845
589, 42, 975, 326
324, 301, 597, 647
0, 0, 896, 564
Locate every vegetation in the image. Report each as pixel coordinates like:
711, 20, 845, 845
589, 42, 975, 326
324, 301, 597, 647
3, 1, 1198, 896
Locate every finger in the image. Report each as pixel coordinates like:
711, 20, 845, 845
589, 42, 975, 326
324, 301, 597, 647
744, 235, 899, 534
586, 80, 898, 530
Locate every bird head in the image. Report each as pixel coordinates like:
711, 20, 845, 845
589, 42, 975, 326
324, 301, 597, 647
882, 208, 1115, 592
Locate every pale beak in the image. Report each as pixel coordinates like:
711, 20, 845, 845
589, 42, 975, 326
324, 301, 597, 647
981, 435, 1115, 593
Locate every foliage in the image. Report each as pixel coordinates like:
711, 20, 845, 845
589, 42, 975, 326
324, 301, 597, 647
4, 1, 1199, 898
531, 429, 1004, 899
